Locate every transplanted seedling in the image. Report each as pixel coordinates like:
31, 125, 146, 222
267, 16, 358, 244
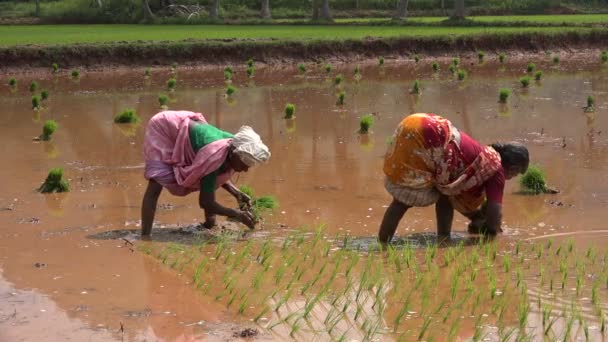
324, 64, 332, 73
238, 185, 278, 223
71, 69, 80, 78
378, 56, 385, 66
247, 58, 254, 68
298, 63, 306, 74
52, 63, 59, 74
432, 62, 439, 72
585, 96, 595, 112
336, 91, 345, 105
246, 66, 255, 78
334, 74, 343, 86
414, 54, 420, 63
452, 57, 460, 67
602, 51, 608, 63
410, 80, 420, 94
40, 120, 58, 141
526, 63, 536, 73
226, 85, 236, 96
145, 68, 151, 77
534, 71, 543, 81
41, 89, 49, 101
499, 88, 511, 103
520, 76, 531, 87
477, 50, 485, 62
31, 95, 41, 110
8, 78, 17, 87
114, 109, 140, 124
158, 94, 169, 108
359, 114, 374, 134
284, 103, 295, 119
553, 56, 560, 64
167, 78, 177, 91
457, 69, 467, 81
520, 165, 548, 194
499, 52, 506, 63
29, 81, 38, 93
38, 167, 69, 193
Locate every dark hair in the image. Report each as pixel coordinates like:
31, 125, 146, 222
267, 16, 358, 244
490, 142, 529, 172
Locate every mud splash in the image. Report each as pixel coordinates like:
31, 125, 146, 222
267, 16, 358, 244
0, 57, 607, 340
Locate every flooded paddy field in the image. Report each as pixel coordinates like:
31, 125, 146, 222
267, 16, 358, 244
1, 54, 608, 341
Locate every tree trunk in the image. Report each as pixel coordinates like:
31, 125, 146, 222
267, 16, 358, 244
453, 0, 465, 19
319, 0, 331, 21
394, 0, 409, 19
260, 0, 271, 19
209, 0, 220, 19
35, 0, 40, 17
441, 0, 448, 16
142, 0, 154, 20
312, 0, 319, 20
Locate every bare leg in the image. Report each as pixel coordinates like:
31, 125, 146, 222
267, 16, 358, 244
379, 199, 410, 243
141, 179, 163, 236
436, 195, 454, 237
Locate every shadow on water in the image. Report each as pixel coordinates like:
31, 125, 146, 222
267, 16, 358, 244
343, 232, 484, 251
87, 222, 270, 245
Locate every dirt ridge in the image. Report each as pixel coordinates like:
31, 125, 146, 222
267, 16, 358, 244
1, 30, 607, 68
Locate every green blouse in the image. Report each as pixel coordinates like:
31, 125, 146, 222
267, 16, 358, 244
189, 123, 233, 193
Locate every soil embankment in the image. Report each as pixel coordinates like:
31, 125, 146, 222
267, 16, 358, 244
1, 30, 607, 68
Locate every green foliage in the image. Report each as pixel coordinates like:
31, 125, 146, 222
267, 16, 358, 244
585, 95, 595, 112
499, 52, 506, 63
477, 50, 485, 61
520, 76, 531, 87
29, 81, 38, 93
457, 69, 467, 81
448, 64, 456, 74
359, 114, 374, 134
41, 89, 49, 101
378, 56, 385, 65
31, 95, 40, 109
432, 62, 439, 72
410, 79, 420, 94
226, 85, 236, 96
71, 69, 80, 78
336, 91, 345, 105
52, 63, 59, 73
38, 168, 69, 194
167, 77, 177, 90
354, 65, 361, 75
8, 78, 17, 87
520, 165, 547, 194
499, 88, 511, 103
224, 66, 233, 74
298, 63, 306, 74
238, 185, 278, 222
284, 103, 295, 119
324, 64, 332, 73
552, 55, 560, 64
158, 94, 169, 107
246, 66, 255, 78
41, 120, 58, 141
334, 74, 343, 85
534, 70, 543, 80
526, 62, 536, 73
247, 58, 254, 67
114, 109, 139, 123
224, 70, 233, 81
452, 57, 460, 66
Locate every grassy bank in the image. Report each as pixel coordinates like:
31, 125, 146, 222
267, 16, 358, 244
0, 25, 599, 46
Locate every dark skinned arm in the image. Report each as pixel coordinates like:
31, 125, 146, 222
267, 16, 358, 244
199, 190, 255, 229
484, 201, 503, 235
221, 181, 251, 205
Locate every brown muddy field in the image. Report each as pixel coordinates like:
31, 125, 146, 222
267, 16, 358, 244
1, 55, 607, 341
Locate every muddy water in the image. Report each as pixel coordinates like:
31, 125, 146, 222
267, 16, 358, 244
1, 55, 607, 340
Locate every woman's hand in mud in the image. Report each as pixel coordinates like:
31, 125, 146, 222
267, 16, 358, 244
236, 210, 255, 229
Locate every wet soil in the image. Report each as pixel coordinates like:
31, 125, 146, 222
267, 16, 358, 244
0, 56, 607, 340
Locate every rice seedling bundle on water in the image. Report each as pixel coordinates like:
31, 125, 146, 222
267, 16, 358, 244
520, 165, 547, 194
226, 85, 236, 96
336, 91, 345, 105
38, 168, 69, 193
284, 103, 295, 119
359, 114, 374, 134
40, 120, 58, 141
499, 88, 511, 103
114, 109, 139, 124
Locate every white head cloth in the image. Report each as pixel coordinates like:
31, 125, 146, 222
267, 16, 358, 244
231, 126, 271, 167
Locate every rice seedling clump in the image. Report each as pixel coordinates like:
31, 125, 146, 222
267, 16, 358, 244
29, 81, 38, 93
41, 89, 49, 101
284, 103, 295, 119
520, 165, 547, 194
38, 168, 69, 193
336, 91, 345, 105
520, 76, 531, 87
40, 120, 58, 141
167, 78, 177, 90
499, 52, 506, 63
31, 95, 41, 110
114, 109, 140, 124
499, 88, 511, 103
8, 78, 17, 87
71, 69, 80, 78
359, 114, 374, 134
226, 85, 237, 96
158, 94, 169, 108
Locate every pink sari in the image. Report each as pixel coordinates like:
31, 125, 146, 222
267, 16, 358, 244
143, 111, 234, 196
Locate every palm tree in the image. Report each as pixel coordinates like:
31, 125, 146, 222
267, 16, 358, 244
394, 0, 409, 20
453, 0, 465, 19
209, 0, 220, 19
260, 0, 271, 19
